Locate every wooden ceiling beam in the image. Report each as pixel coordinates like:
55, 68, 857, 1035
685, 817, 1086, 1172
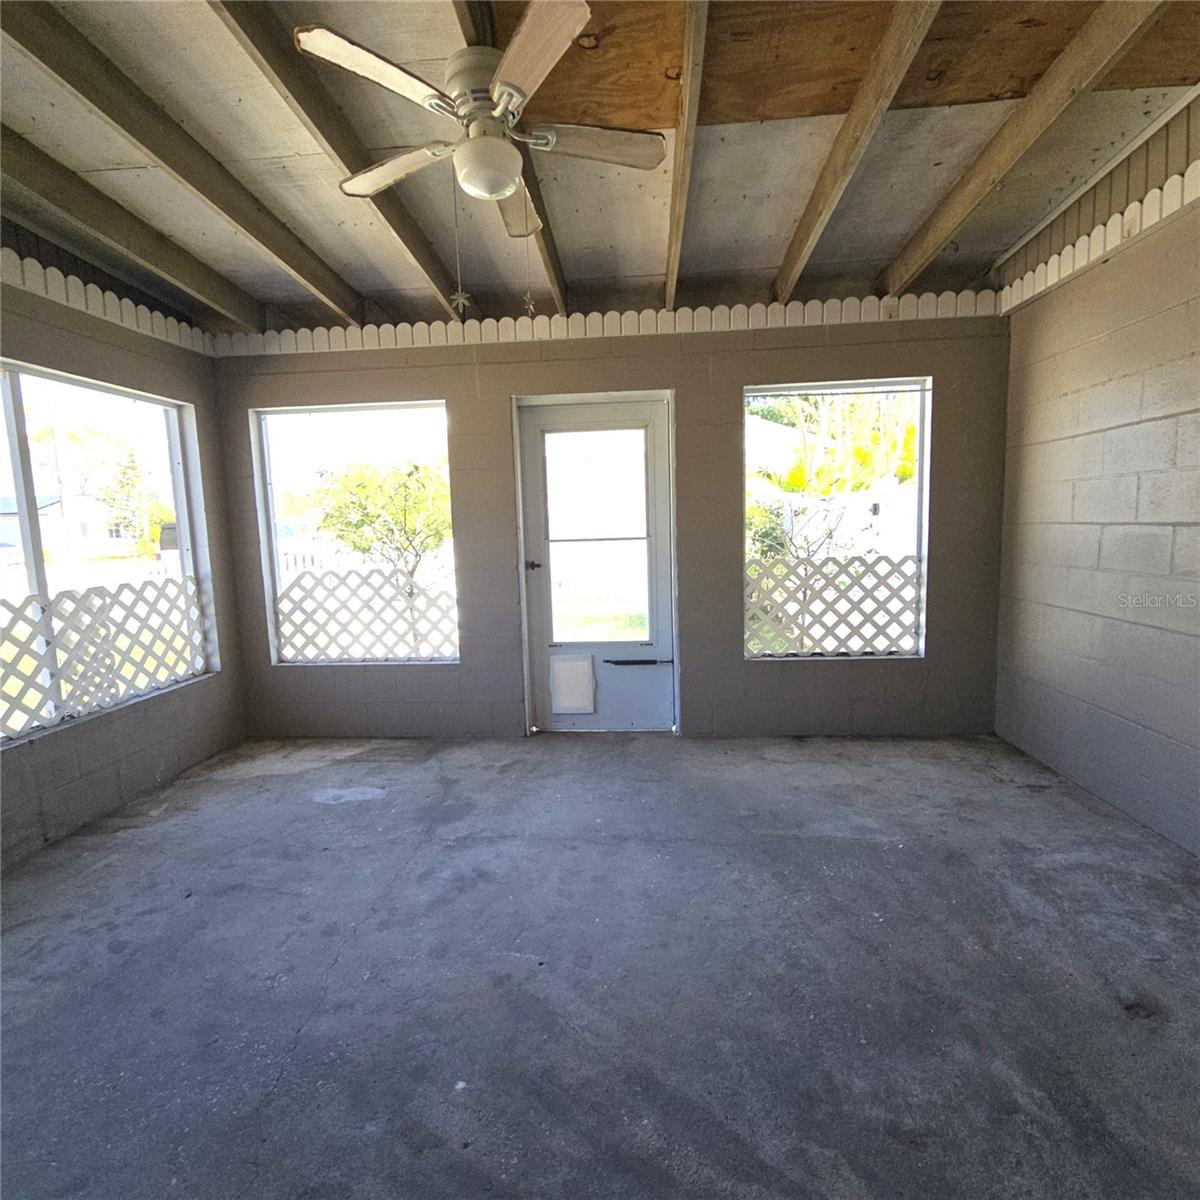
210, 1, 462, 323
664, 0, 707, 311
516, 145, 568, 316
452, 1, 495, 49
774, 1, 940, 304
1, 129, 265, 332
880, 0, 1168, 296
1, 1, 365, 326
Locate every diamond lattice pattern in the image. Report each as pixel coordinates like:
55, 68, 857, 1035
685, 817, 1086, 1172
275, 569, 459, 662
1, 576, 206, 738
745, 555, 922, 657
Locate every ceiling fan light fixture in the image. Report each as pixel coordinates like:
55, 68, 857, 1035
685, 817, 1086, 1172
453, 134, 522, 201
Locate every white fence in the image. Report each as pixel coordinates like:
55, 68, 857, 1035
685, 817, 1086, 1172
0, 576, 207, 738
745, 556, 922, 658
278, 549, 359, 578
275, 569, 459, 662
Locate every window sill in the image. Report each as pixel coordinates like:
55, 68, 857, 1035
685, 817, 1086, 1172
746, 653, 926, 663
271, 658, 461, 668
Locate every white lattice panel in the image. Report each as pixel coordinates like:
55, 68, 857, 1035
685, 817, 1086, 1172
0, 597, 58, 736
275, 569, 459, 662
745, 556, 922, 658
1, 577, 206, 738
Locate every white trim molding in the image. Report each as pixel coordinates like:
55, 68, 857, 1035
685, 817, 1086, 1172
998, 164, 1199, 314
1, 248, 1001, 360
3, 164, 1196, 360
993, 85, 1200, 274
212, 290, 1004, 357
1, 248, 217, 356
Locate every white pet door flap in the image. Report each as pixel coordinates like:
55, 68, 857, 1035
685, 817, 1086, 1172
549, 654, 595, 714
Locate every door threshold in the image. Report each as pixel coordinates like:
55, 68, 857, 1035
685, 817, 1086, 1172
529, 726, 677, 735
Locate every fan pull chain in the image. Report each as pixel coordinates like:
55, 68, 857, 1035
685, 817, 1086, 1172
522, 180, 536, 318
449, 167, 471, 315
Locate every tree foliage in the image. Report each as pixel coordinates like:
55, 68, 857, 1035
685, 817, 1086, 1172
746, 389, 919, 561
746, 498, 844, 560
98, 451, 144, 538
315, 462, 452, 582
753, 392, 917, 497
97, 451, 173, 557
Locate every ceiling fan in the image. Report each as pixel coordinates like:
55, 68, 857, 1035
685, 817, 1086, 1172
294, 0, 667, 238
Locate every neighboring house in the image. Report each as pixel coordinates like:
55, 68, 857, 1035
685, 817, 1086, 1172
0, 494, 58, 597
1, 492, 175, 597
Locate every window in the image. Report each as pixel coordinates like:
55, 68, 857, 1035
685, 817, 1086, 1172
1, 366, 209, 739
256, 403, 459, 663
744, 379, 929, 658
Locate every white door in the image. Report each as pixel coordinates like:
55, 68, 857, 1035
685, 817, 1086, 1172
518, 398, 674, 731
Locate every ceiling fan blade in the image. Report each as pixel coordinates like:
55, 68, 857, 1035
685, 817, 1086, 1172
491, 0, 590, 111
531, 124, 667, 170
496, 180, 543, 238
340, 143, 453, 197
295, 26, 453, 113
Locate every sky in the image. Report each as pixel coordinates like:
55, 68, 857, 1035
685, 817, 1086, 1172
262, 404, 450, 499
18, 373, 176, 507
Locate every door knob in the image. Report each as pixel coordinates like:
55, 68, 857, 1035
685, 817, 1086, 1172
525, 559, 542, 570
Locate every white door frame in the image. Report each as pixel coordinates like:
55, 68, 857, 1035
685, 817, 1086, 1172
512, 390, 677, 734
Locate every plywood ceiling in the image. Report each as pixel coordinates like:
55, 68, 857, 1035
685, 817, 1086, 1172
497, 0, 1200, 129
493, 0, 686, 131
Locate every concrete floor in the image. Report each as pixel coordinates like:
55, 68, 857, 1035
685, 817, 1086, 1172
3, 735, 1198, 1200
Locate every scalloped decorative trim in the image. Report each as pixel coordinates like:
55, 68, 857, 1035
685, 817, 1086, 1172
0, 250, 998, 359
998, 165, 1198, 314
3, 164, 1193, 359
0, 247, 217, 356
208, 289, 1003, 356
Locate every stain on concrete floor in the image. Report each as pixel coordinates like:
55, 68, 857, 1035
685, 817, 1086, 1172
3, 734, 1198, 1199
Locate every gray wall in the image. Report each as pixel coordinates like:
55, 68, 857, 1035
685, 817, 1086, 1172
997, 205, 1199, 854
0, 288, 245, 865
216, 316, 1009, 739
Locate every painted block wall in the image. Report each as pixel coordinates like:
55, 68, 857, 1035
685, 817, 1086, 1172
997, 205, 1200, 854
0, 288, 245, 866
215, 316, 1009, 739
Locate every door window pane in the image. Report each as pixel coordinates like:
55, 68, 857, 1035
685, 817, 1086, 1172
545, 428, 647, 539
550, 539, 649, 642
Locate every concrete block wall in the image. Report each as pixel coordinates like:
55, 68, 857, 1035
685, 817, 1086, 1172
216, 316, 1009, 740
997, 205, 1200, 854
0, 288, 245, 866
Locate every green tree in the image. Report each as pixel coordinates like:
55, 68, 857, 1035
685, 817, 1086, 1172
746, 500, 790, 558
98, 451, 176, 558
138, 499, 176, 558
315, 462, 452, 582
746, 496, 844, 561
98, 450, 145, 540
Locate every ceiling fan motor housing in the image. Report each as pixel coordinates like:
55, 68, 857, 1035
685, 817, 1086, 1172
445, 46, 505, 119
